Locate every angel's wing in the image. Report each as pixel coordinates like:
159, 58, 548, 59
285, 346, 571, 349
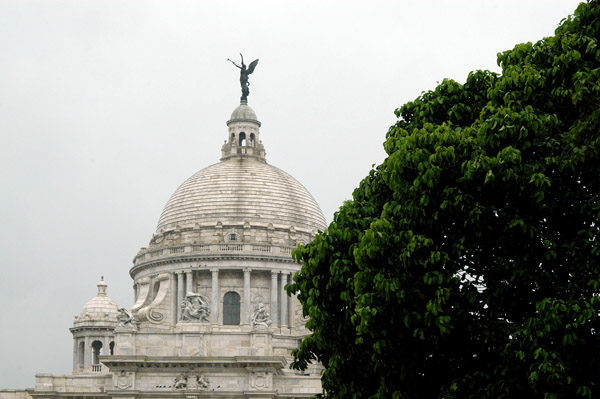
198, 294, 210, 306
247, 59, 259, 75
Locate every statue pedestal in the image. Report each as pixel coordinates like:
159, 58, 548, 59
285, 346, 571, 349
174, 323, 212, 356
175, 322, 212, 334
114, 329, 137, 355
249, 329, 272, 356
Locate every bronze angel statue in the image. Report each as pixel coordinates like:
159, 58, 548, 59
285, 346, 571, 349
228, 53, 259, 102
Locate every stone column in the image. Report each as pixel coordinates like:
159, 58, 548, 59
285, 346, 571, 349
287, 273, 293, 328
177, 272, 184, 322
186, 271, 193, 294
102, 337, 108, 367
270, 271, 278, 326
72, 338, 77, 373
211, 268, 219, 324
83, 336, 90, 371
280, 272, 288, 328
243, 268, 251, 324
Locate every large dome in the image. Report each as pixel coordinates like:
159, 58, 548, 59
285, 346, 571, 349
157, 157, 326, 233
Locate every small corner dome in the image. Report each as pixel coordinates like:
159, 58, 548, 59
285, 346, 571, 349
74, 278, 119, 325
229, 103, 259, 123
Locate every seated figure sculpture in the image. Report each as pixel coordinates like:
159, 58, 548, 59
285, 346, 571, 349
116, 307, 137, 329
180, 293, 210, 322
252, 301, 272, 329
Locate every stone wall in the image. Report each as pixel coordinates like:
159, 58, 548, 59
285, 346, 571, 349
0, 390, 32, 399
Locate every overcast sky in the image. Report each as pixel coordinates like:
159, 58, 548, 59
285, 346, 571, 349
0, 0, 583, 389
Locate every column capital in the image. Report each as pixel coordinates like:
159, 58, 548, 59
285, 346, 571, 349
210, 268, 220, 274
243, 267, 252, 273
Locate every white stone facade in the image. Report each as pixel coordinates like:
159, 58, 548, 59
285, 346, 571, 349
1, 100, 326, 399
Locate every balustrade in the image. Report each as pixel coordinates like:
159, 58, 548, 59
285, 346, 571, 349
135, 243, 296, 265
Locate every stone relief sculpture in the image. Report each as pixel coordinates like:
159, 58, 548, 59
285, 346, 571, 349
227, 53, 259, 102
116, 307, 137, 330
173, 374, 187, 390
252, 301, 272, 329
114, 371, 133, 390
173, 372, 210, 391
180, 293, 211, 322
195, 374, 210, 389
249, 370, 272, 391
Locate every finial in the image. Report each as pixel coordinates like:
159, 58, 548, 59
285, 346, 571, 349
228, 53, 259, 103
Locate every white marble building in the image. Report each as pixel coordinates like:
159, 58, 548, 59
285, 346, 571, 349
1, 99, 326, 399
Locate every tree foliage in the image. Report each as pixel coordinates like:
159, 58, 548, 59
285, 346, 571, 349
288, 2, 600, 398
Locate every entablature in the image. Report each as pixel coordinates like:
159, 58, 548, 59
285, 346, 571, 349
100, 356, 286, 372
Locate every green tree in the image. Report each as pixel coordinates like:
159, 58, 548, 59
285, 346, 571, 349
288, 1, 600, 398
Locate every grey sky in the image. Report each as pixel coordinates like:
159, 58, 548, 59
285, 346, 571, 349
0, 0, 583, 389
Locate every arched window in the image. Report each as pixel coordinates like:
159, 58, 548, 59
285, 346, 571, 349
227, 233, 239, 242
231, 133, 235, 143
91, 340, 103, 365
223, 291, 240, 325
109, 341, 115, 356
239, 132, 247, 146
250, 133, 256, 147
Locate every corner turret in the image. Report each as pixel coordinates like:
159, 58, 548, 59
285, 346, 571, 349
70, 277, 118, 374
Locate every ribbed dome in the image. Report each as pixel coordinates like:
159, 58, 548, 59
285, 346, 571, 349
229, 103, 259, 123
74, 278, 119, 327
157, 158, 326, 233
79, 296, 119, 318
